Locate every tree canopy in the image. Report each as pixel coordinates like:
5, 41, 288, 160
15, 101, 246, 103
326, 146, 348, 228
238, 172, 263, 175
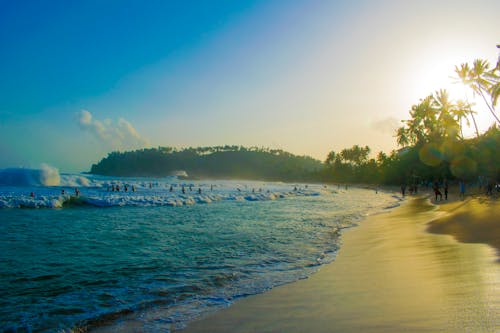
90, 146, 323, 181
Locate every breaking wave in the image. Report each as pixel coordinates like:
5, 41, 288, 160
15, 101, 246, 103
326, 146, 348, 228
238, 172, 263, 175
0, 164, 61, 186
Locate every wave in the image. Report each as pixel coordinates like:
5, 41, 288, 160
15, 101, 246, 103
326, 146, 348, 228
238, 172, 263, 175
0, 165, 97, 188
0, 189, 321, 209
0, 164, 61, 186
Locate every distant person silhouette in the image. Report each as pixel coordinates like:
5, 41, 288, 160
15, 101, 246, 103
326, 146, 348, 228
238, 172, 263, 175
432, 182, 442, 201
459, 180, 465, 200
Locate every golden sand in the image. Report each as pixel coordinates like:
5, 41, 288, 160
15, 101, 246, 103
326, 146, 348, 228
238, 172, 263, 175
428, 196, 500, 256
182, 196, 500, 332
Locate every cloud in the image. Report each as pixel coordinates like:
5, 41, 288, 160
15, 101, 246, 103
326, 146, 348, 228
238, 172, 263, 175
370, 116, 400, 135
77, 110, 149, 151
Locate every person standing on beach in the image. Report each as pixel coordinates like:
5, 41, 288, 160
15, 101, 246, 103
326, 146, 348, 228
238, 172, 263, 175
459, 180, 465, 200
400, 183, 406, 197
444, 179, 448, 200
433, 181, 442, 201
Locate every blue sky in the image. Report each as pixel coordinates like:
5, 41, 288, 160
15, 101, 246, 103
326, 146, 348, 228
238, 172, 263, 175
1, 0, 499, 172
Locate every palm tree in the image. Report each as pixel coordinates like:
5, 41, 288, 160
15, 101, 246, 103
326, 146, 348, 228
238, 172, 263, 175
396, 127, 410, 147
455, 60, 500, 124
433, 89, 460, 140
455, 99, 479, 138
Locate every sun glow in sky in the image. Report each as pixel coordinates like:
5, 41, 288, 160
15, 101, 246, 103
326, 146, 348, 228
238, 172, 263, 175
0, 0, 499, 172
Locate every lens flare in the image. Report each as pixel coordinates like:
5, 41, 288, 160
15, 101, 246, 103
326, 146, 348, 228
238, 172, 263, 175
419, 143, 443, 167
440, 140, 464, 161
450, 156, 477, 179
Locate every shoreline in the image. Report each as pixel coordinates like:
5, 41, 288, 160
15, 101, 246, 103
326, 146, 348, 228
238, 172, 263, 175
182, 195, 500, 332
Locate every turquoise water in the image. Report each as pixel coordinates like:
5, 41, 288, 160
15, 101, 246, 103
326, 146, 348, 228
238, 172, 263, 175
0, 181, 399, 332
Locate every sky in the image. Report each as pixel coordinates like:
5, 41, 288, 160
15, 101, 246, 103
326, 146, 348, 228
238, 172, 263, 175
1, 0, 499, 172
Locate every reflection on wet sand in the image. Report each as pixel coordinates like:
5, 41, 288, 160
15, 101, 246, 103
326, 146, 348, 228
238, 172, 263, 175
183, 197, 500, 333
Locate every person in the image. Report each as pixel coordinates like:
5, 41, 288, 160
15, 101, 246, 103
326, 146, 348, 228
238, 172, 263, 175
400, 183, 406, 197
132, 185, 136, 192
444, 179, 448, 200
75, 188, 80, 196
486, 181, 493, 196
459, 180, 465, 200
30, 192, 35, 198
61, 189, 65, 195
433, 182, 442, 201
198, 188, 202, 194
182, 186, 186, 194
169, 185, 173, 192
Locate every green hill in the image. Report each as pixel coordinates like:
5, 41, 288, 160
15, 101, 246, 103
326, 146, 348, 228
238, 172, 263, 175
90, 146, 323, 181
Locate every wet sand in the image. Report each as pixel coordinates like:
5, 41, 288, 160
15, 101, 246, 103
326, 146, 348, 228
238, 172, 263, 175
182, 196, 500, 332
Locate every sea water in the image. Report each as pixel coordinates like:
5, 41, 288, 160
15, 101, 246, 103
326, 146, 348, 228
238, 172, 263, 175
0, 170, 401, 332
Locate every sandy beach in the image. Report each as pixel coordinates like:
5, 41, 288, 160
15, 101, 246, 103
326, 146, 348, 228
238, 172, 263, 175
182, 194, 500, 332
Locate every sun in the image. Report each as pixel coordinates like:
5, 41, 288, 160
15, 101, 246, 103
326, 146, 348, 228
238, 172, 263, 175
411, 58, 468, 102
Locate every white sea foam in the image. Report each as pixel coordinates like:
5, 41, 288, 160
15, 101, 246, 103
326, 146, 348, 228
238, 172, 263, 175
0, 174, 322, 209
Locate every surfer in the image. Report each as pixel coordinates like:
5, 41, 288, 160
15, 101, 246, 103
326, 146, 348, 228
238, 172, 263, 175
75, 188, 80, 197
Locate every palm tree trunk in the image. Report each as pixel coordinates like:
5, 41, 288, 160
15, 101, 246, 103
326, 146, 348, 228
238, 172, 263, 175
460, 118, 464, 140
478, 86, 500, 124
470, 112, 480, 138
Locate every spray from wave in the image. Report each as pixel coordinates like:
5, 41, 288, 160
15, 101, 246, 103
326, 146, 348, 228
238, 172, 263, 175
0, 164, 61, 186
0, 164, 92, 187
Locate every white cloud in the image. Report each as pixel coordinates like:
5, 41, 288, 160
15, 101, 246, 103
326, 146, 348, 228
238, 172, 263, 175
76, 110, 149, 151
370, 116, 400, 135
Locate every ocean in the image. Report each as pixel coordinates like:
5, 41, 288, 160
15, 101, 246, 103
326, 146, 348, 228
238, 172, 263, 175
0, 168, 400, 332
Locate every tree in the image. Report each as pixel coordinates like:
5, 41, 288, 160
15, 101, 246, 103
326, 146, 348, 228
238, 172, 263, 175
455, 60, 500, 124
325, 151, 336, 165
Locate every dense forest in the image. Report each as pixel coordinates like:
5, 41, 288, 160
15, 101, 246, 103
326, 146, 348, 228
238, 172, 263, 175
91, 54, 500, 186
90, 146, 323, 181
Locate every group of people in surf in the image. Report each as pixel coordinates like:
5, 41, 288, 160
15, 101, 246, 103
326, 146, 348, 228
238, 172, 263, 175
108, 184, 136, 192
